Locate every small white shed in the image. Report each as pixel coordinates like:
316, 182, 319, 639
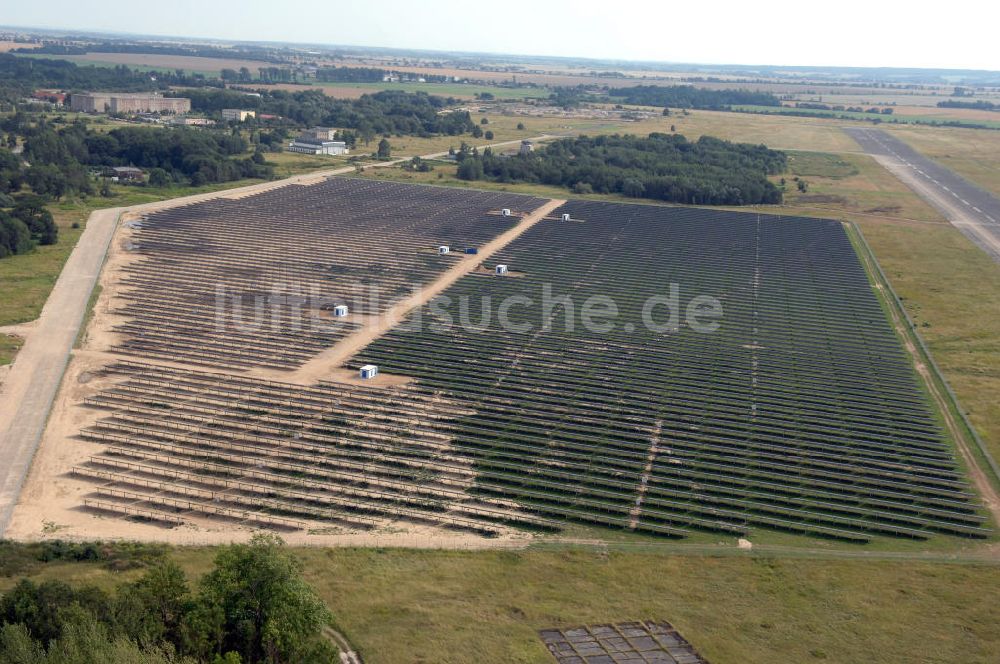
495, 264, 509, 275
359, 364, 379, 379
501, 208, 512, 217
561, 213, 571, 221
438, 245, 450, 255
333, 305, 349, 317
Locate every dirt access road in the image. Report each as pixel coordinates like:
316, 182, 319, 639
0, 136, 553, 538
845, 127, 1000, 262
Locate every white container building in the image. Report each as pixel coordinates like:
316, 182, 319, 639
359, 365, 379, 379
333, 305, 349, 317
495, 264, 509, 275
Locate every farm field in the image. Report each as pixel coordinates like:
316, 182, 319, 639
19, 51, 272, 77
0, 41, 39, 53
259, 81, 542, 100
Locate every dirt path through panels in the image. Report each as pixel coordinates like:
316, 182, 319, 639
849, 224, 1000, 529
279, 198, 566, 385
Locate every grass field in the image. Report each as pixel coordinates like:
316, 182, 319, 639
0, 334, 23, 366
0, 225, 84, 327
1, 545, 999, 664
374, 108, 863, 158
732, 105, 1000, 130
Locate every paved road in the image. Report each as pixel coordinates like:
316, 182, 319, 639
0, 135, 555, 538
844, 127, 1000, 262
0, 207, 122, 535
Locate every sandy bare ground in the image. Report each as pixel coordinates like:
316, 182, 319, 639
0, 320, 38, 337
0, 42, 38, 53
279, 198, 565, 385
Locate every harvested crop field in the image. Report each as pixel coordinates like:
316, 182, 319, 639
23, 51, 269, 74
8, 179, 988, 547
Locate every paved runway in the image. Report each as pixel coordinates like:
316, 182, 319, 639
844, 127, 1000, 262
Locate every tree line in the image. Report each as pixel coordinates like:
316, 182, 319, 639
18, 43, 287, 65
1, 114, 272, 196
0, 534, 336, 664
607, 85, 782, 109
937, 99, 998, 111
314, 66, 452, 84
455, 133, 786, 205
0, 193, 58, 258
0, 54, 215, 104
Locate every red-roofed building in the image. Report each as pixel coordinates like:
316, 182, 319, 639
32, 90, 66, 105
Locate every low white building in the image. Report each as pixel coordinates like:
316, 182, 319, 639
287, 136, 349, 155
496, 264, 509, 275
222, 109, 256, 122
333, 305, 349, 317
359, 364, 379, 379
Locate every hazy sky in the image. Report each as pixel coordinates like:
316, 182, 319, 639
5, 0, 999, 70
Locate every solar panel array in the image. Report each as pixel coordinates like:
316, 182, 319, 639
356, 200, 987, 541
113, 178, 545, 371
70, 181, 986, 541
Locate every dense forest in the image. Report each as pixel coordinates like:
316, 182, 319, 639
314, 66, 451, 84
315, 66, 386, 83
0, 114, 272, 259
607, 85, 782, 109
937, 99, 998, 111
3, 54, 471, 139
0, 54, 213, 104
0, 535, 336, 664
1, 114, 272, 195
455, 133, 786, 205
183, 88, 477, 137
